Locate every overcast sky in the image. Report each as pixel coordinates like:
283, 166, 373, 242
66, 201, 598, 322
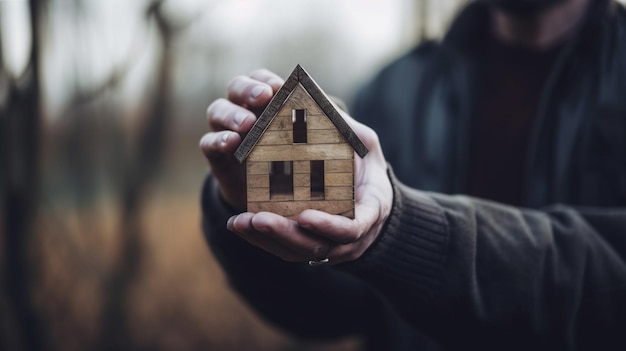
8, 0, 615, 121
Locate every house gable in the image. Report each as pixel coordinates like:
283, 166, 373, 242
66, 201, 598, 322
251, 83, 327, 148
248, 83, 353, 161
234, 64, 368, 163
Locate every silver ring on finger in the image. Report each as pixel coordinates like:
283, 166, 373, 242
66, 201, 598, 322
308, 242, 334, 267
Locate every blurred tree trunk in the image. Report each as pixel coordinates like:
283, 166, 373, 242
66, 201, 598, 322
418, 0, 429, 41
0, 0, 54, 350
95, 1, 175, 349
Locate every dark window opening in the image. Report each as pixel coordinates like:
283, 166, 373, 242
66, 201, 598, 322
310, 160, 324, 200
270, 161, 293, 200
293, 109, 307, 144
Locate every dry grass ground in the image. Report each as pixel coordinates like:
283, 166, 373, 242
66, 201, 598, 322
30, 160, 361, 351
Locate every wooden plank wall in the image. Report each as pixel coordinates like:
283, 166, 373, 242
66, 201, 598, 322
246, 83, 355, 218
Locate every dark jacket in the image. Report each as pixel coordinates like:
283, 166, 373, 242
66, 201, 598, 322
202, 1, 626, 350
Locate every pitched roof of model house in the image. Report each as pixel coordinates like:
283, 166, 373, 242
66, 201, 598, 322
234, 64, 369, 163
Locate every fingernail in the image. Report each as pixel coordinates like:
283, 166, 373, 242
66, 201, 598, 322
199, 134, 209, 149
250, 86, 267, 98
227, 216, 236, 230
255, 224, 270, 233
268, 78, 283, 88
221, 133, 229, 146
234, 111, 248, 127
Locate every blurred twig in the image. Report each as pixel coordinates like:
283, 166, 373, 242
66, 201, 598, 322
94, 1, 196, 349
1, 1, 56, 350
418, 0, 429, 42
43, 0, 189, 286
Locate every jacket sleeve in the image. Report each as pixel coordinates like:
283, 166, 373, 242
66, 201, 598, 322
341, 170, 626, 350
200, 174, 437, 348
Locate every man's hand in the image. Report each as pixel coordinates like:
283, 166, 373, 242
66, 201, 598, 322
200, 69, 284, 210
200, 69, 393, 265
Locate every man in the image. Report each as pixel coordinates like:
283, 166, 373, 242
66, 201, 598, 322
199, 0, 626, 349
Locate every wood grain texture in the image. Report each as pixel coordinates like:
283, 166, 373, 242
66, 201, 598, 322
268, 114, 335, 134
269, 193, 293, 201
247, 161, 269, 175
325, 173, 353, 187
325, 186, 353, 200
307, 128, 344, 144
259, 126, 343, 145
294, 187, 310, 201
307, 115, 335, 130
293, 174, 310, 187
293, 161, 310, 174
247, 174, 269, 188
266, 116, 292, 131
247, 187, 269, 202
248, 200, 354, 219
325, 159, 353, 173
248, 144, 353, 161
257, 130, 292, 145
276, 84, 325, 115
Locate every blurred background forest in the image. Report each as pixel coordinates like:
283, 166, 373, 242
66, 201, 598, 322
0, 0, 467, 350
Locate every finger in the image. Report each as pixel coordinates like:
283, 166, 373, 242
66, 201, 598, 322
297, 209, 370, 244
206, 98, 257, 133
230, 211, 331, 261
349, 119, 383, 157
301, 211, 382, 265
249, 69, 284, 91
250, 212, 332, 260
199, 131, 246, 209
199, 131, 242, 163
227, 75, 274, 109
227, 213, 303, 262
319, 242, 361, 265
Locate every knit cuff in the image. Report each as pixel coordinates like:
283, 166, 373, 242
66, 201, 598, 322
343, 169, 449, 301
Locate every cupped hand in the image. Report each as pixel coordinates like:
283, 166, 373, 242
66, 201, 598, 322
199, 69, 284, 210
201, 68, 393, 265
207, 70, 393, 265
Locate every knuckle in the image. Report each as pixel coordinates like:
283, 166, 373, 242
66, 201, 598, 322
311, 244, 326, 258
199, 133, 211, 150
315, 216, 332, 229
346, 252, 359, 262
207, 99, 226, 119
227, 75, 247, 90
336, 222, 361, 244
343, 248, 361, 262
363, 126, 380, 145
340, 231, 360, 244
249, 69, 283, 90
227, 76, 253, 104
206, 99, 219, 117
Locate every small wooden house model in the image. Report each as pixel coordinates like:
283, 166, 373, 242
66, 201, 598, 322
234, 65, 368, 219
